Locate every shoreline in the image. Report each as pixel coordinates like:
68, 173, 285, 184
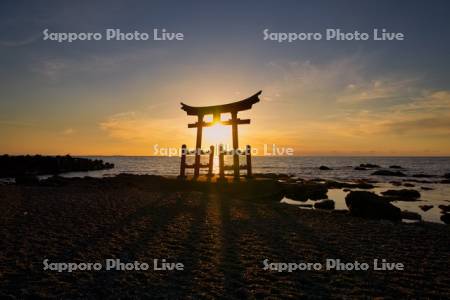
4, 170, 449, 224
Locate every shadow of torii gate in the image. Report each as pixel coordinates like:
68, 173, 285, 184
179, 91, 261, 179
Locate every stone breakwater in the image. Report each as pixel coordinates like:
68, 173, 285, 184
0, 155, 114, 179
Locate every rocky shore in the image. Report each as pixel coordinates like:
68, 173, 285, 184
1, 174, 449, 298
0, 155, 114, 180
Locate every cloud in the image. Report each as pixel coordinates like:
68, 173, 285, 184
382, 91, 450, 136
263, 58, 363, 103
100, 112, 147, 141
0, 120, 34, 127
386, 117, 450, 135
321, 90, 450, 137
62, 128, 75, 135
33, 59, 69, 81
0, 33, 41, 47
30, 48, 167, 81
263, 58, 421, 107
258, 59, 450, 154
99, 111, 185, 144
336, 79, 418, 104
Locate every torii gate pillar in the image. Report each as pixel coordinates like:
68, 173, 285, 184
231, 111, 239, 177
194, 114, 203, 177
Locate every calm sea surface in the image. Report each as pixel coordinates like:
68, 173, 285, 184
49, 156, 450, 224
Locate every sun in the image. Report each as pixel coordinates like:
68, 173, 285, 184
203, 123, 231, 148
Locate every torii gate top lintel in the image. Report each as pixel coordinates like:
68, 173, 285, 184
180, 90, 261, 116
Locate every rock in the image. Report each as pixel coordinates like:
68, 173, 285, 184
282, 182, 328, 201
319, 166, 332, 170
412, 174, 437, 178
0, 154, 114, 178
333, 209, 349, 214
381, 189, 421, 200
441, 214, 450, 224
403, 183, 415, 187
389, 165, 403, 169
371, 170, 406, 177
343, 188, 351, 192
363, 178, 379, 183
14, 174, 39, 185
345, 191, 401, 221
325, 180, 374, 190
298, 204, 313, 208
314, 199, 335, 210
309, 178, 325, 182
419, 205, 433, 212
438, 205, 450, 213
421, 186, 433, 191
39, 175, 70, 187
360, 163, 380, 168
444, 173, 450, 179
353, 181, 375, 189
254, 173, 291, 180
441, 179, 450, 184
401, 210, 422, 221
409, 179, 440, 184
390, 181, 402, 186
354, 166, 368, 171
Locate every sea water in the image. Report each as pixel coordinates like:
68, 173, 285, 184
39, 156, 450, 224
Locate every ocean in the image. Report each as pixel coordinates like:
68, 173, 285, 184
46, 156, 450, 224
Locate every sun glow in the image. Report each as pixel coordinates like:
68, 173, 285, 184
203, 123, 231, 147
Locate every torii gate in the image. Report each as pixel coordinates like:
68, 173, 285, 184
180, 91, 261, 178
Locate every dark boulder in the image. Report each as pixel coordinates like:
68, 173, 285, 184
419, 205, 433, 212
371, 170, 406, 177
15, 174, 39, 185
319, 166, 332, 170
412, 174, 437, 178
298, 204, 313, 208
254, 173, 291, 180
354, 166, 368, 171
441, 213, 450, 224
401, 210, 422, 221
389, 165, 403, 169
438, 205, 450, 213
39, 175, 71, 187
345, 191, 401, 221
282, 182, 328, 201
325, 180, 374, 190
353, 181, 375, 189
403, 183, 415, 187
390, 181, 402, 186
381, 189, 421, 200
421, 186, 433, 190
0, 155, 114, 178
314, 199, 335, 210
444, 173, 450, 179
360, 163, 380, 168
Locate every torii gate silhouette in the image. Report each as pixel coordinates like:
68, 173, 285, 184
179, 91, 261, 179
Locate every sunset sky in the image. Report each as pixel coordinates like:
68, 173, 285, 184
1, 0, 450, 156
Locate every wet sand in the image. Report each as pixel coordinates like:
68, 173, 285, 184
0, 175, 449, 298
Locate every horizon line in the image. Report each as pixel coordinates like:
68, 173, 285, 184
3, 154, 450, 158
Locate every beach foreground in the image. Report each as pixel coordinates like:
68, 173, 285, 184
1, 175, 449, 298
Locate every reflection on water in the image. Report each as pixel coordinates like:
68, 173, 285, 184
283, 182, 449, 224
